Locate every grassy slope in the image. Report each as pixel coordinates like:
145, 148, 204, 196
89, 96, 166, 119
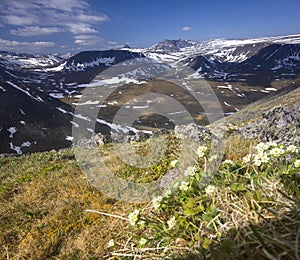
1, 83, 300, 259
1, 135, 299, 259
221, 81, 300, 127
0, 150, 136, 259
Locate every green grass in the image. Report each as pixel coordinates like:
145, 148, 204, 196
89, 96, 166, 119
1, 135, 299, 259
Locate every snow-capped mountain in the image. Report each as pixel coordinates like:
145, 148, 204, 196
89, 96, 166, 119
184, 42, 300, 82
0, 34, 300, 154
146, 34, 300, 64
150, 39, 199, 52
0, 51, 65, 70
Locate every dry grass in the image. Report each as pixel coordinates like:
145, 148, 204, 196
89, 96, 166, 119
1, 133, 299, 259
0, 150, 135, 259
224, 134, 254, 161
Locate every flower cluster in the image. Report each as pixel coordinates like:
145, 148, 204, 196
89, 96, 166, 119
128, 209, 140, 226
243, 142, 299, 167
197, 145, 207, 158
222, 159, 235, 165
123, 139, 299, 255
167, 216, 176, 230
179, 181, 189, 191
169, 160, 178, 168
107, 239, 115, 248
184, 166, 196, 177
139, 237, 148, 246
152, 196, 163, 210
205, 185, 216, 195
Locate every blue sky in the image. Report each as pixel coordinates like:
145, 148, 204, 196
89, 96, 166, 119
0, 0, 299, 54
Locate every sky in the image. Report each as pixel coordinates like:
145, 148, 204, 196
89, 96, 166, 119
0, 0, 299, 54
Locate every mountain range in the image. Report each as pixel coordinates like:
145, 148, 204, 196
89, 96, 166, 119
0, 34, 300, 154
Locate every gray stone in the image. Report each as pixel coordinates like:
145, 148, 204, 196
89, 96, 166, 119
239, 105, 300, 145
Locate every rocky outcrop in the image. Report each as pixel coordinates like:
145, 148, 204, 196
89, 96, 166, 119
239, 105, 300, 145
174, 123, 212, 142
75, 123, 214, 147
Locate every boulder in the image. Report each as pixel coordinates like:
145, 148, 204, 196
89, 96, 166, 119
239, 105, 300, 145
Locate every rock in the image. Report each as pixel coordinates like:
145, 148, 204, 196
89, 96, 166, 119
159, 168, 181, 188
174, 123, 211, 142
151, 128, 169, 138
239, 105, 300, 145
111, 132, 126, 143
92, 132, 105, 145
134, 131, 151, 142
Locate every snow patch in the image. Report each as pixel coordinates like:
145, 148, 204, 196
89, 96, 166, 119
73, 100, 100, 106
44, 62, 66, 72
21, 141, 31, 147
66, 136, 74, 141
265, 88, 277, 91
56, 107, 68, 114
168, 111, 186, 115
7, 127, 17, 138
19, 108, 26, 115
132, 105, 149, 109
49, 93, 64, 99
7, 81, 43, 102
70, 121, 80, 128
9, 142, 22, 155
73, 114, 91, 121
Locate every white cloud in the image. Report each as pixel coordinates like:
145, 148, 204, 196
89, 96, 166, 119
67, 23, 98, 34
182, 26, 192, 32
74, 35, 103, 46
3, 15, 38, 26
107, 41, 119, 45
0, 0, 109, 35
77, 13, 109, 23
0, 38, 55, 51
11, 26, 64, 36
38, 0, 89, 12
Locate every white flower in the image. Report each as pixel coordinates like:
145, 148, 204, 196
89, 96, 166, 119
152, 196, 163, 210
261, 153, 270, 163
138, 220, 146, 228
197, 145, 207, 158
184, 166, 196, 176
253, 157, 262, 166
255, 142, 267, 152
167, 216, 176, 230
164, 189, 172, 197
267, 141, 277, 147
205, 185, 216, 194
295, 159, 300, 168
139, 238, 148, 246
255, 151, 264, 159
107, 239, 115, 248
270, 147, 285, 157
128, 209, 140, 226
287, 145, 298, 153
222, 159, 234, 165
242, 154, 252, 163
169, 160, 178, 168
179, 181, 189, 191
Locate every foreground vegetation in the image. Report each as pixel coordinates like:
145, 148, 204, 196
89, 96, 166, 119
1, 134, 299, 259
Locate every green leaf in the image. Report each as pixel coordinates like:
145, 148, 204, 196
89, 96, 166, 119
184, 208, 196, 216
202, 238, 211, 249
230, 183, 247, 192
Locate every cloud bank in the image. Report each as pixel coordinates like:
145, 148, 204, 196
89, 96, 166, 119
0, 0, 110, 51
